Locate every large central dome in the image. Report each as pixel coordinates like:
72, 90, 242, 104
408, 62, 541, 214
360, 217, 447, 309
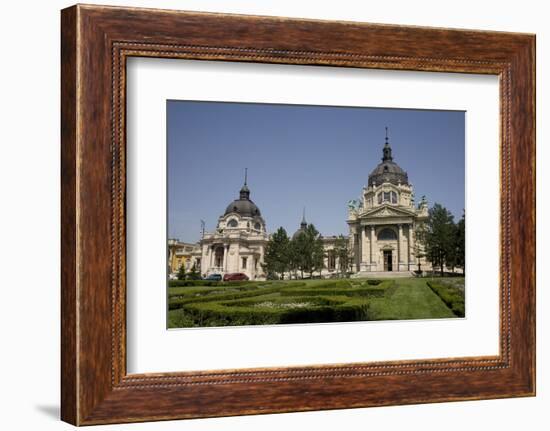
368, 131, 408, 187
224, 172, 262, 217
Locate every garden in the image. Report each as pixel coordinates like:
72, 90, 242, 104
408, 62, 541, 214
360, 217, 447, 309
168, 277, 465, 328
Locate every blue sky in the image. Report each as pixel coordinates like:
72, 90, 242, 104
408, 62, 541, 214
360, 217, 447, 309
168, 101, 465, 243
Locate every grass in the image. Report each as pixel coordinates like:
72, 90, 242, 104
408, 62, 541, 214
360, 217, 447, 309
426, 278, 465, 317
368, 278, 456, 320
168, 277, 464, 328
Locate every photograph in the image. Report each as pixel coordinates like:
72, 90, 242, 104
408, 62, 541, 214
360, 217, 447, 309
167, 101, 466, 328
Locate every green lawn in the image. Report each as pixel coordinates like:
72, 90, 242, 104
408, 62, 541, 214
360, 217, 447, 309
168, 277, 463, 328
368, 278, 456, 320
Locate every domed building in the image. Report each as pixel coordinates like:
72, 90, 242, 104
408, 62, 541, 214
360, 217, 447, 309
191, 170, 269, 280
185, 129, 431, 280
347, 129, 430, 274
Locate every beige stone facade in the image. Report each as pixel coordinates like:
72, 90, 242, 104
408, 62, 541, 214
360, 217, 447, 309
347, 131, 431, 275
177, 132, 432, 279
189, 173, 268, 280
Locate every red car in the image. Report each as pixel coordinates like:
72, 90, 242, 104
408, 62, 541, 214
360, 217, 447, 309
223, 273, 249, 282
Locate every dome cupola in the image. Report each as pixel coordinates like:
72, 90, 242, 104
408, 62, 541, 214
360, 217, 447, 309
224, 169, 262, 217
368, 127, 409, 187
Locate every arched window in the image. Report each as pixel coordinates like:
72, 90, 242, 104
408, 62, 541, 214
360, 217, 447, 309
378, 228, 397, 241
254, 222, 262, 231
227, 219, 238, 228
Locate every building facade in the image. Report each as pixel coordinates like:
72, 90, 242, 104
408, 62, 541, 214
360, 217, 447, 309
177, 130, 432, 279
347, 130, 430, 274
190, 173, 269, 280
167, 239, 197, 274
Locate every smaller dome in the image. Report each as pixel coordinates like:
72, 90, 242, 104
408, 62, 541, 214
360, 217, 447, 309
292, 210, 308, 239
223, 170, 262, 217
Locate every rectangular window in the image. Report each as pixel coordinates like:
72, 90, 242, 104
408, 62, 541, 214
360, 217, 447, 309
241, 257, 247, 269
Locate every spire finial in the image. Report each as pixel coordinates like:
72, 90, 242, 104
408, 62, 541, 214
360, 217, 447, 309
382, 127, 393, 162
239, 168, 250, 199
301, 207, 307, 228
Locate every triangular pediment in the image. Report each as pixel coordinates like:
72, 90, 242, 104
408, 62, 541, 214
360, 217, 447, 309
363, 204, 416, 218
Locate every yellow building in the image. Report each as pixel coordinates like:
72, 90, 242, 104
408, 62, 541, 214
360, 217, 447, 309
168, 239, 198, 275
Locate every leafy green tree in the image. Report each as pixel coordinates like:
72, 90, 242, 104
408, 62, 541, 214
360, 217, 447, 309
177, 264, 186, 280
290, 223, 324, 278
334, 235, 353, 277
287, 239, 300, 279
291, 229, 309, 278
263, 227, 291, 280
187, 263, 201, 280
309, 225, 325, 278
424, 203, 456, 276
413, 222, 427, 272
455, 211, 466, 272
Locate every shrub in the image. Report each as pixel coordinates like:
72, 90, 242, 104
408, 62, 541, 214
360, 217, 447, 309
427, 281, 465, 317
366, 279, 382, 285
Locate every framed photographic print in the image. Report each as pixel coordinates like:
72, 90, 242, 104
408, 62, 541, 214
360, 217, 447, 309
61, 4, 535, 425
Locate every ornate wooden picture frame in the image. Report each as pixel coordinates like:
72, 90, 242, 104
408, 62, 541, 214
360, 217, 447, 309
61, 4, 535, 425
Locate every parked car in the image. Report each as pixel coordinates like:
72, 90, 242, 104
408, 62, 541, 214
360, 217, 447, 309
204, 273, 222, 281
223, 273, 249, 282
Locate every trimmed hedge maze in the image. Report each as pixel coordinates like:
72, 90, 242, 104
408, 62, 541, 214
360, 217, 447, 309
168, 279, 398, 328
426, 279, 465, 317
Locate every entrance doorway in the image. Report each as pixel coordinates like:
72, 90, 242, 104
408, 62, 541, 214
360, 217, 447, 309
383, 250, 393, 271
214, 247, 224, 268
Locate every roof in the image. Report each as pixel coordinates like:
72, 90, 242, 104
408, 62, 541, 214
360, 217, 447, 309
368, 131, 409, 186
368, 160, 409, 186
224, 198, 261, 217
224, 173, 262, 217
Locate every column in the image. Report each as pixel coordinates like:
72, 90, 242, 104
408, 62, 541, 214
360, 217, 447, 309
259, 246, 264, 277
247, 253, 253, 278
408, 223, 413, 270
360, 226, 368, 271
353, 228, 361, 271
370, 226, 375, 269
209, 246, 214, 269
222, 244, 228, 271
398, 224, 403, 271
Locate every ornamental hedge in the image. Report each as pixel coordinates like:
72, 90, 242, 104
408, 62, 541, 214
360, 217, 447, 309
168, 279, 397, 327
426, 280, 465, 317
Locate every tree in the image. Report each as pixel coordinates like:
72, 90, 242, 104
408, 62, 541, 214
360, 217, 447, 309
413, 222, 428, 272
423, 203, 456, 276
291, 229, 310, 278
187, 263, 201, 280
287, 238, 300, 280
455, 211, 466, 272
290, 223, 324, 278
334, 235, 353, 277
263, 227, 291, 280
309, 225, 325, 278
177, 263, 186, 280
